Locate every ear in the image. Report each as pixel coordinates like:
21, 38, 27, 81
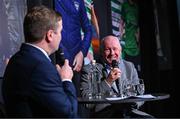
46, 30, 54, 43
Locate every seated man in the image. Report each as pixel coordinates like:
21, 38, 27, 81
80, 35, 153, 118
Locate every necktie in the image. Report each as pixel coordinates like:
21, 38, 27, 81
111, 82, 119, 94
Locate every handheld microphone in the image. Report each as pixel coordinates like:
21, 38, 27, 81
56, 48, 65, 67
112, 60, 120, 94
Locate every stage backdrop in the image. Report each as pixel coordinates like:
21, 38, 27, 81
0, 0, 27, 77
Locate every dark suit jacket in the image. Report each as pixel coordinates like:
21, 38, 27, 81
2, 44, 77, 118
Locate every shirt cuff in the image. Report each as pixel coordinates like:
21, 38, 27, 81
62, 79, 72, 82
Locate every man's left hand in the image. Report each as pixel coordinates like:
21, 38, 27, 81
73, 51, 84, 72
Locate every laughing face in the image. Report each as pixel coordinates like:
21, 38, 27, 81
102, 35, 122, 65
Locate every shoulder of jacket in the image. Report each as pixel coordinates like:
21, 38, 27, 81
122, 59, 134, 66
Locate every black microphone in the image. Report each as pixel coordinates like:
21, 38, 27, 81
55, 48, 65, 67
112, 60, 120, 95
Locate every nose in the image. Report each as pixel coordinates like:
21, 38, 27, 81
110, 49, 115, 55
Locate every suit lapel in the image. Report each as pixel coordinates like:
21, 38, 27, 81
102, 68, 108, 79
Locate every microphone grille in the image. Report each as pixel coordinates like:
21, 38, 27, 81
112, 60, 118, 68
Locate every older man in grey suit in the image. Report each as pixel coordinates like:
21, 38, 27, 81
80, 35, 153, 118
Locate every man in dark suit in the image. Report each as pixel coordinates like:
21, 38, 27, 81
80, 35, 153, 118
2, 5, 77, 118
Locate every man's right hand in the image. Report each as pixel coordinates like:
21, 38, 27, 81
106, 68, 121, 86
56, 59, 73, 80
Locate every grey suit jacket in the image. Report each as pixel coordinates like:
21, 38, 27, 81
80, 59, 140, 112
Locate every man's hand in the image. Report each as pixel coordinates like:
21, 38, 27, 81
106, 68, 121, 86
73, 51, 84, 72
56, 59, 73, 80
